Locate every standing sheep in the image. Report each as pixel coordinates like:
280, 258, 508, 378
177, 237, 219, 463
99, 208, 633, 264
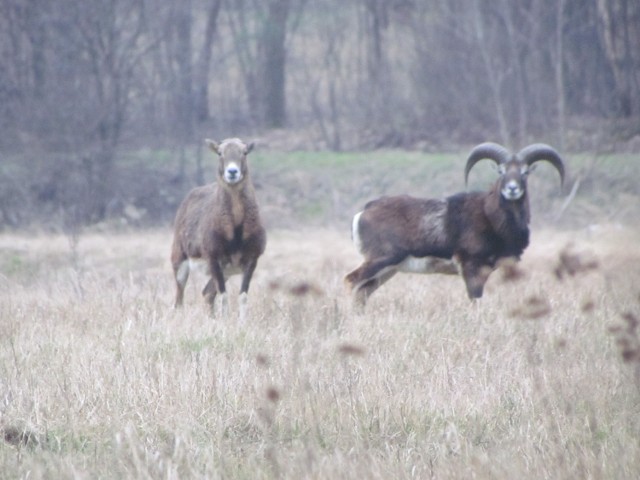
171, 138, 266, 319
345, 142, 565, 307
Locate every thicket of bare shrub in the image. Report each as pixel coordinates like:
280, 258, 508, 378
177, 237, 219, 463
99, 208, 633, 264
2, 150, 639, 234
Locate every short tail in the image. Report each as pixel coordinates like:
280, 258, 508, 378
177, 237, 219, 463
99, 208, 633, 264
351, 211, 363, 253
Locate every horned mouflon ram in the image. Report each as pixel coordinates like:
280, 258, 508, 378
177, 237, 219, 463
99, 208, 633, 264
345, 142, 565, 307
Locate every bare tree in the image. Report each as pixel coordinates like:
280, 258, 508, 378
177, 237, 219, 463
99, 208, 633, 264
38, 0, 152, 221
260, 0, 291, 128
0, 0, 51, 147
225, 0, 295, 129
555, 0, 567, 150
2, 0, 640, 228
173, 0, 195, 151
225, 0, 261, 126
472, 0, 510, 144
195, 0, 223, 124
596, 0, 640, 117
298, 0, 350, 150
363, 0, 387, 82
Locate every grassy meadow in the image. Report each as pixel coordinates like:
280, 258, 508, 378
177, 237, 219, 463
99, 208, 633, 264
1, 151, 640, 478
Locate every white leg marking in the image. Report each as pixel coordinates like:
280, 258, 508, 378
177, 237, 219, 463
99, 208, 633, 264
176, 260, 190, 285
239, 292, 248, 324
219, 292, 229, 317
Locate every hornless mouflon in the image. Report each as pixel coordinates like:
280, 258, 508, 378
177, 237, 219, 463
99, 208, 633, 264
171, 138, 266, 320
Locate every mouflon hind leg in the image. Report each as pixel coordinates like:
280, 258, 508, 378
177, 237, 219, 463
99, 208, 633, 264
345, 255, 402, 307
353, 268, 397, 308
238, 258, 259, 323
172, 253, 189, 308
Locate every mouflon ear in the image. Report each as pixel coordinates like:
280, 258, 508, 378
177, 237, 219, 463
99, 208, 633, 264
205, 139, 220, 154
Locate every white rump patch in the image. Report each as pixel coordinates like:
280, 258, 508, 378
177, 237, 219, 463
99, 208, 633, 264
352, 211, 364, 254
239, 292, 248, 323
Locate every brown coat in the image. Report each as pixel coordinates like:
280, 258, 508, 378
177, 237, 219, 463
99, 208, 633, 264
171, 138, 266, 313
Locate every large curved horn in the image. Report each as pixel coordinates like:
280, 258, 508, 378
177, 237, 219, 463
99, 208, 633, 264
464, 142, 512, 186
517, 143, 565, 187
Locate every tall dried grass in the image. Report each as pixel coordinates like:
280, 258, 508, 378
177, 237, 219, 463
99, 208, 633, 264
1, 225, 639, 479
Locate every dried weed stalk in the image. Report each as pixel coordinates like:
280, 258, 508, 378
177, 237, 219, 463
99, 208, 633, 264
554, 244, 599, 280
338, 343, 366, 357
608, 311, 640, 389
2, 425, 40, 449
509, 295, 552, 320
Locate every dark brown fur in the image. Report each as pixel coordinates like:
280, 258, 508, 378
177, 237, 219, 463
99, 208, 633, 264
345, 143, 564, 306
357, 195, 452, 258
346, 190, 525, 303
171, 138, 266, 315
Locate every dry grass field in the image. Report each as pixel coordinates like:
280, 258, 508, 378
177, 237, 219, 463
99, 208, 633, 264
1, 222, 640, 479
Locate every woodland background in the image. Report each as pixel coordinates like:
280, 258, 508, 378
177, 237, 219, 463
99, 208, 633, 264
1, 0, 639, 228
2, 2, 640, 478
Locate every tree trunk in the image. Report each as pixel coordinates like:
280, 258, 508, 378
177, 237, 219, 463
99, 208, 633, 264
226, 2, 260, 124
194, 0, 222, 123
260, 0, 290, 128
596, 0, 640, 117
472, 0, 510, 145
171, 0, 194, 182
364, 0, 387, 82
175, 0, 194, 142
500, 0, 528, 145
26, 0, 46, 98
555, 0, 566, 150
